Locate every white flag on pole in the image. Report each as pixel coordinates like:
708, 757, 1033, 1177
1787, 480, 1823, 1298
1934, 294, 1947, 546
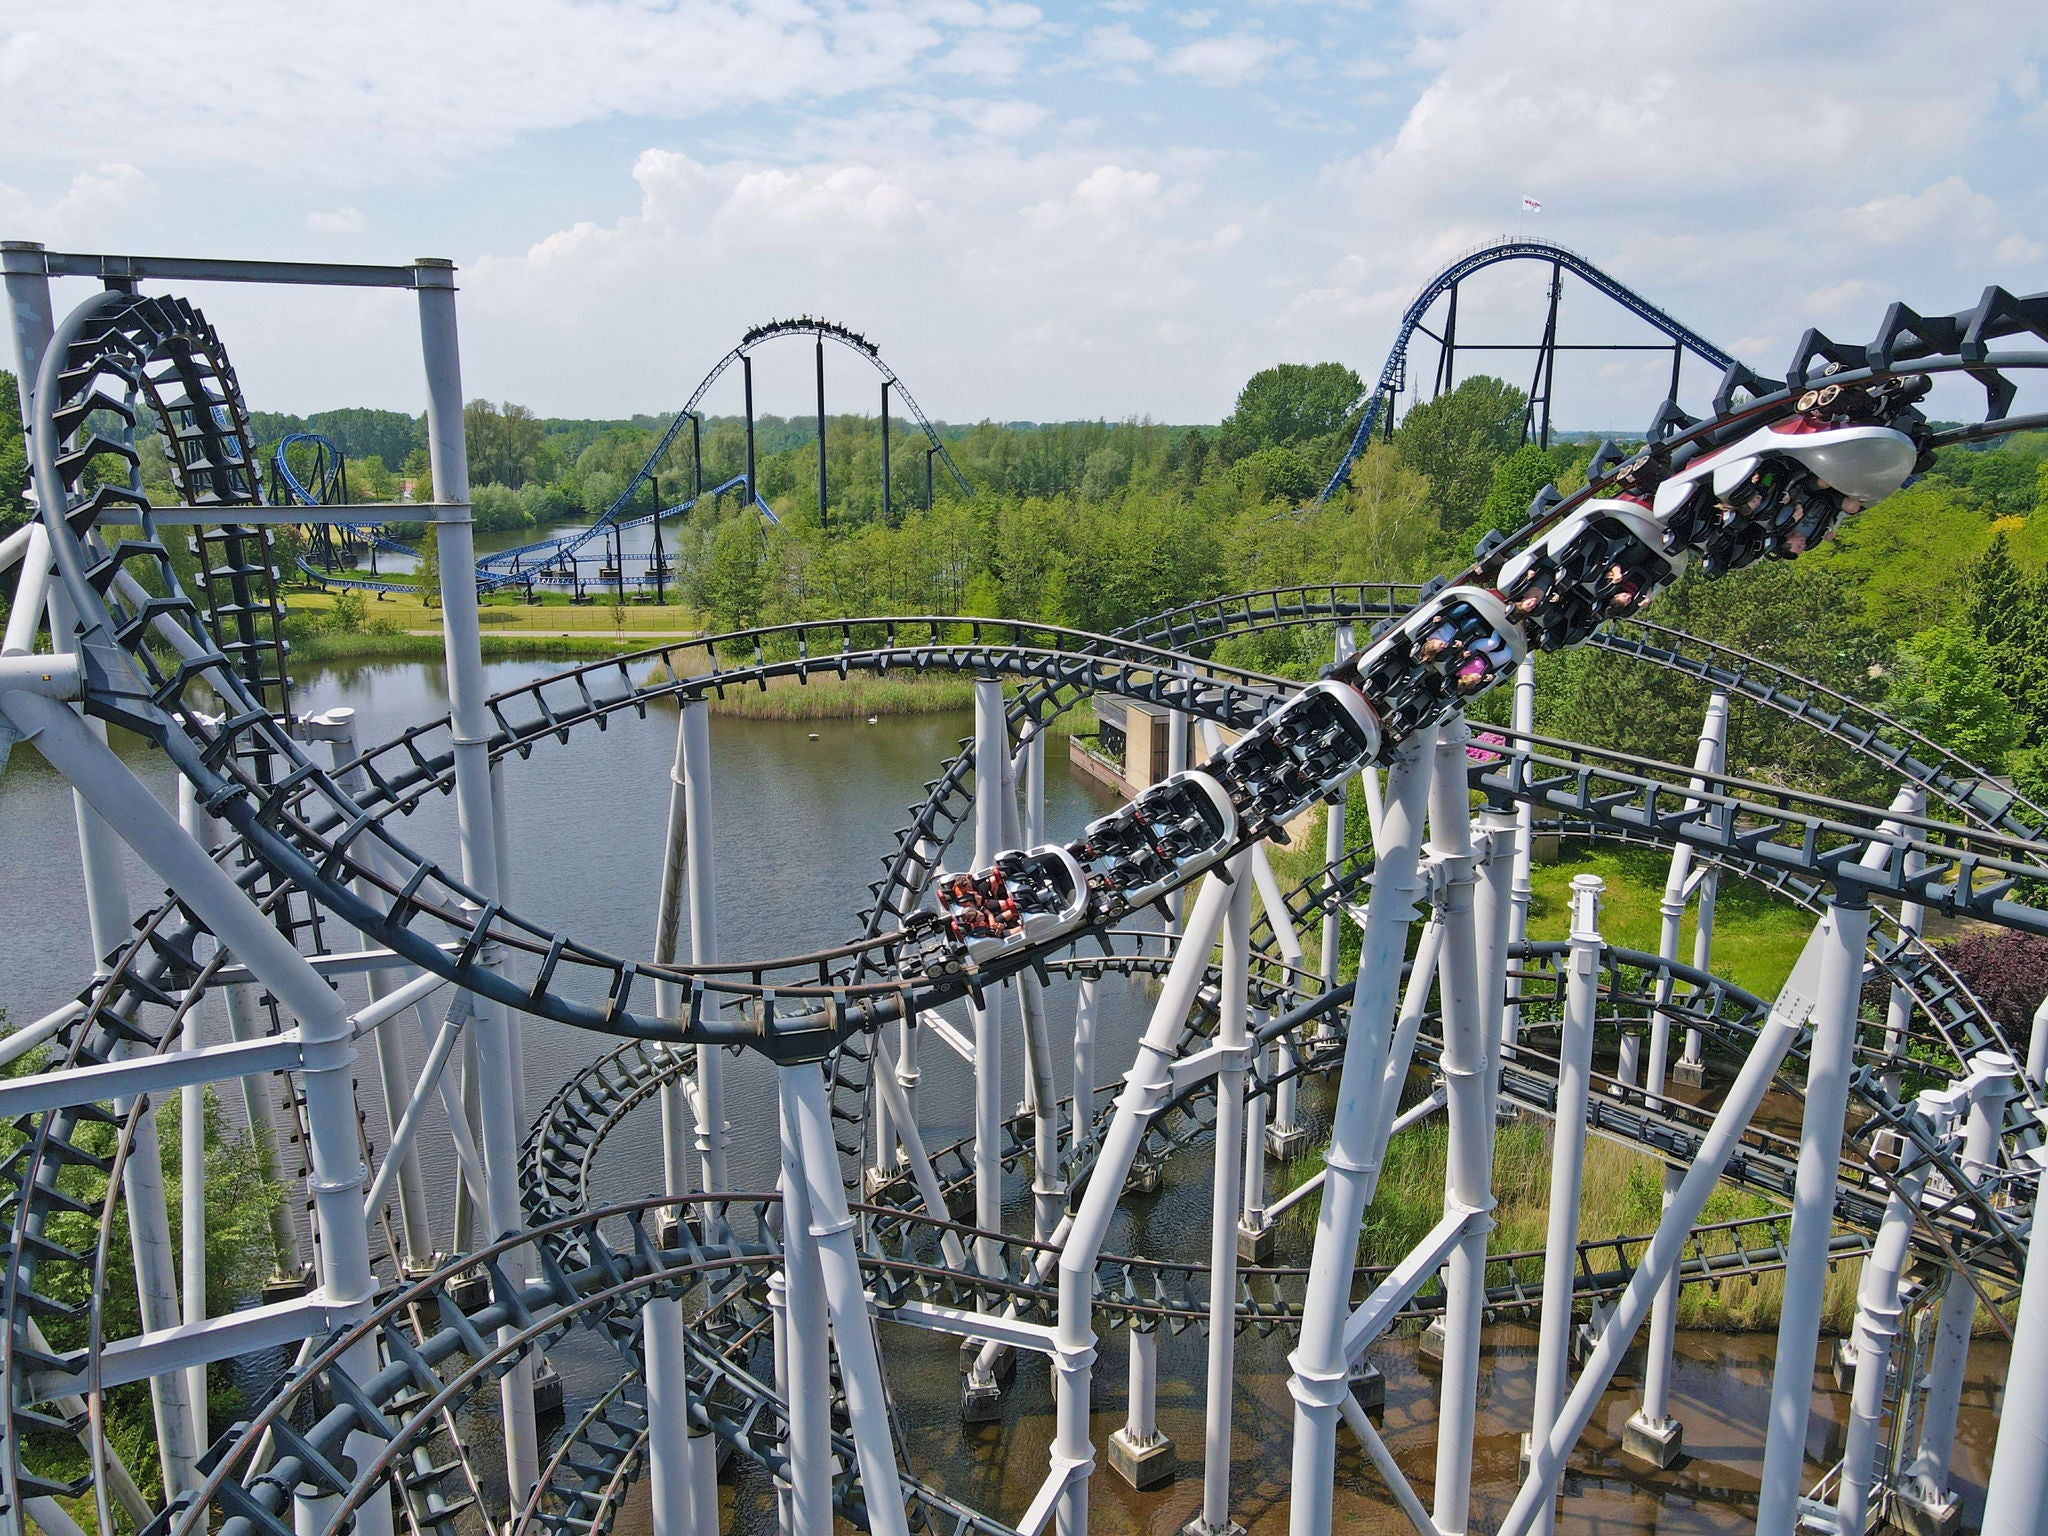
1521, 195, 1542, 213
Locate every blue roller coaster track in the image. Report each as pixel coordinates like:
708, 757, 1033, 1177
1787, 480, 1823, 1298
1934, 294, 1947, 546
1313, 237, 1741, 505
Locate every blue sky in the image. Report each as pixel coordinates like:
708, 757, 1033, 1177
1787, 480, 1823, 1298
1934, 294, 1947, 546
5, 1, 2045, 431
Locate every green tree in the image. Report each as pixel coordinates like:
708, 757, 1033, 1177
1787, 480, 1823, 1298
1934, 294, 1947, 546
1218, 363, 1365, 464
401, 447, 432, 501
1233, 445, 1318, 507
464, 399, 546, 489
1393, 376, 1527, 541
1476, 443, 1561, 542
1888, 625, 2022, 768
414, 524, 441, 606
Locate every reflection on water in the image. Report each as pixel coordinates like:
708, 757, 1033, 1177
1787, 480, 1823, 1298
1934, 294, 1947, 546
0, 656, 2007, 1534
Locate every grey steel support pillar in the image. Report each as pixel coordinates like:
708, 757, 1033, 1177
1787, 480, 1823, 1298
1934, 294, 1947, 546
172, 789, 208, 1436
775, 1103, 833, 1536
815, 337, 827, 526
1504, 654, 1536, 1053
1754, 891, 1874, 1536
1165, 688, 1189, 932
0, 693, 391, 1536
307, 709, 434, 1271
784, 1064, 911, 1536
1430, 718, 1496, 1536
1052, 874, 1233, 1536
1187, 854, 1254, 1536
1474, 805, 1517, 1116
1834, 1130, 1933, 1536
743, 354, 757, 507
415, 258, 540, 1505
1286, 724, 1437, 1536
1528, 875, 1602, 1536
1903, 1055, 2019, 1530
1979, 1106, 2048, 1536
653, 701, 699, 1197
880, 380, 892, 522
1625, 1162, 1686, 1470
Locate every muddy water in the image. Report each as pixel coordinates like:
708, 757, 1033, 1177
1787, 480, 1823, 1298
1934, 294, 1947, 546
0, 657, 2009, 1533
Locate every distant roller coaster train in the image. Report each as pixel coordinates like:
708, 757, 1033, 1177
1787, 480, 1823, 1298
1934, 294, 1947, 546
3, 234, 2048, 1536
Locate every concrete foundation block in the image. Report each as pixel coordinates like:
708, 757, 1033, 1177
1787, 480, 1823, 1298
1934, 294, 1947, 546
449, 1272, 492, 1314
1417, 1318, 1447, 1366
1349, 1359, 1386, 1414
1107, 1429, 1177, 1490
1671, 1058, 1706, 1088
863, 1163, 906, 1197
1622, 1411, 1683, 1469
533, 1359, 566, 1417
1125, 1158, 1165, 1196
1832, 1336, 1861, 1393
1266, 1123, 1309, 1160
1236, 1220, 1275, 1265
263, 1267, 313, 1306
958, 1339, 1017, 1383
960, 1378, 1003, 1423
1179, 1517, 1244, 1536
1886, 1486, 1962, 1536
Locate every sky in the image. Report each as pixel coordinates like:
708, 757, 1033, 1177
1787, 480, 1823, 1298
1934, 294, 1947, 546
4, 1, 2046, 432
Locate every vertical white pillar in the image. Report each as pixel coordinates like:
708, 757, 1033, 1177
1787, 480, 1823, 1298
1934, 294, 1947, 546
1754, 893, 1873, 1536
777, 1086, 833, 1536
681, 701, 728, 1190
415, 256, 539, 1504
1528, 875, 1602, 1536
1504, 654, 1536, 1054
1834, 1135, 1932, 1536
1071, 977, 1099, 1160
969, 677, 1007, 1286
1287, 724, 1437, 1536
1429, 718, 1495, 1536
1905, 1056, 2018, 1520
1188, 854, 1253, 1536
1979, 1104, 2048, 1536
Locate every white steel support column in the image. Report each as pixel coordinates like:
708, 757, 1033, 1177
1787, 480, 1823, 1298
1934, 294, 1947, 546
1165, 691, 1188, 934
1648, 691, 1727, 1109
681, 701, 728, 1190
969, 677, 1007, 1285
1240, 1011, 1273, 1260
1188, 854, 1254, 1536
415, 258, 540, 1506
1429, 718, 1496, 1536
1000, 727, 1061, 1241
1504, 654, 1536, 1052
648, 706, 710, 1536
1052, 874, 1233, 1536
1979, 1110, 2048, 1536
36, 605, 198, 1494
1318, 624, 1357, 1005
1474, 805, 1517, 1117
1834, 1132, 1933, 1536
1500, 915, 1841, 1536
776, 1092, 833, 1536
1108, 1319, 1171, 1487
1286, 723, 1437, 1536
0, 691, 392, 1536
1905, 1056, 2018, 1521
307, 710, 434, 1270
1881, 786, 1928, 1097
1528, 875, 1602, 1536
1071, 977, 1099, 1160
785, 1065, 912, 1536
1754, 892, 1873, 1536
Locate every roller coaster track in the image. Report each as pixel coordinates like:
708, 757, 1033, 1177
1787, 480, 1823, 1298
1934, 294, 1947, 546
1313, 237, 1740, 505
14, 275, 2048, 1536
473, 318, 967, 583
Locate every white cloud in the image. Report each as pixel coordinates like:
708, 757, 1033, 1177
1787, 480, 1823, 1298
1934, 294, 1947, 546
306, 206, 366, 234
1163, 32, 1286, 88
0, 163, 150, 244
1084, 23, 1155, 67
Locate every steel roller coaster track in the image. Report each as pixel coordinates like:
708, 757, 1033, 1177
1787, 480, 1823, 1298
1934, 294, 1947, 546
10, 258, 2048, 1536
